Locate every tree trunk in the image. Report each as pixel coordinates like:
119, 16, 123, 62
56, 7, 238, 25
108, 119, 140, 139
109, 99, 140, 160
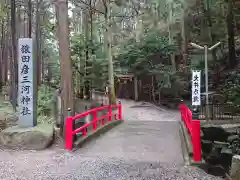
135, 2, 142, 43
35, 0, 41, 86
227, 0, 237, 68
10, 0, 18, 111
28, 0, 32, 38
105, 0, 116, 104
84, 9, 90, 99
203, 0, 218, 62
0, 20, 4, 91
0, 0, 10, 89
55, 0, 74, 137
2, 16, 9, 85
180, 5, 187, 73
89, 0, 94, 97
167, 1, 176, 72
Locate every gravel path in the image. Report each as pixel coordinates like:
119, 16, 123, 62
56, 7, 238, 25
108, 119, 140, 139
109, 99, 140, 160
0, 99, 223, 180
79, 121, 183, 164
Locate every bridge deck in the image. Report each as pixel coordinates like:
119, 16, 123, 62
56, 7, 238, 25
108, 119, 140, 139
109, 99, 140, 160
78, 120, 183, 165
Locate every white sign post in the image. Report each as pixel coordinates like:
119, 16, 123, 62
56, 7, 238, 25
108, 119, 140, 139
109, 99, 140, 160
192, 70, 201, 106
18, 38, 37, 127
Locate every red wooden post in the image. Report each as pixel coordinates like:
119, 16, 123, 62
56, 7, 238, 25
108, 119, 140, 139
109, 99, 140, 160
92, 111, 97, 131
83, 128, 87, 136
118, 101, 122, 120
102, 108, 105, 125
192, 120, 202, 162
187, 110, 192, 134
108, 105, 112, 121
65, 116, 73, 150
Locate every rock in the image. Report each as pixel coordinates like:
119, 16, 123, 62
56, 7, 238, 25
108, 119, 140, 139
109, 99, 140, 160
221, 124, 240, 134
227, 135, 239, 142
213, 141, 229, 148
201, 140, 212, 155
201, 125, 231, 141
231, 155, 240, 180
206, 143, 223, 165
221, 147, 233, 155
220, 152, 233, 171
201, 124, 240, 177
207, 165, 225, 177
0, 124, 54, 150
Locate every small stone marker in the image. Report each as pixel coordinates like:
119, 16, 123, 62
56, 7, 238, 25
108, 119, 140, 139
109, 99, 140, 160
18, 38, 37, 127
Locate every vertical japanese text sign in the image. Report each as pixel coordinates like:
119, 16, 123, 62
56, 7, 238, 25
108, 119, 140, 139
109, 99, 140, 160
18, 38, 37, 127
192, 70, 201, 106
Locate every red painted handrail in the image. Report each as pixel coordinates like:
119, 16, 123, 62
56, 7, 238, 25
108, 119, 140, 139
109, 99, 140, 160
65, 102, 122, 150
180, 104, 202, 162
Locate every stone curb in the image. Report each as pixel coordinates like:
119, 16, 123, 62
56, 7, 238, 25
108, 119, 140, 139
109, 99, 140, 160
179, 121, 205, 165
179, 121, 190, 165
73, 120, 124, 149
179, 121, 193, 158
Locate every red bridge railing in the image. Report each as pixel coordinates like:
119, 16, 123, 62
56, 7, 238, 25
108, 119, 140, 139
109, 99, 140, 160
180, 104, 202, 162
65, 102, 122, 150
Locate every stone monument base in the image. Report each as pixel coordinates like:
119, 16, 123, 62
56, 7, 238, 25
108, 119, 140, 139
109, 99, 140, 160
0, 124, 54, 150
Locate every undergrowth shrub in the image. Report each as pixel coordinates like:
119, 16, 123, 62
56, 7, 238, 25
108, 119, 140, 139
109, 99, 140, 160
223, 72, 240, 106
37, 85, 55, 116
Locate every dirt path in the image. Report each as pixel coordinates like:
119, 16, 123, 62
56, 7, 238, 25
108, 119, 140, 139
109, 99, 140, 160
0, 99, 222, 180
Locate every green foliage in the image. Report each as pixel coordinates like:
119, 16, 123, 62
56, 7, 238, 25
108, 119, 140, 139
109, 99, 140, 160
42, 38, 60, 88
70, 33, 109, 90
225, 86, 240, 105
70, 33, 86, 55
220, 128, 240, 155
117, 29, 181, 91
38, 116, 54, 124
37, 85, 55, 116
118, 29, 179, 74
228, 129, 240, 155
223, 72, 240, 105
